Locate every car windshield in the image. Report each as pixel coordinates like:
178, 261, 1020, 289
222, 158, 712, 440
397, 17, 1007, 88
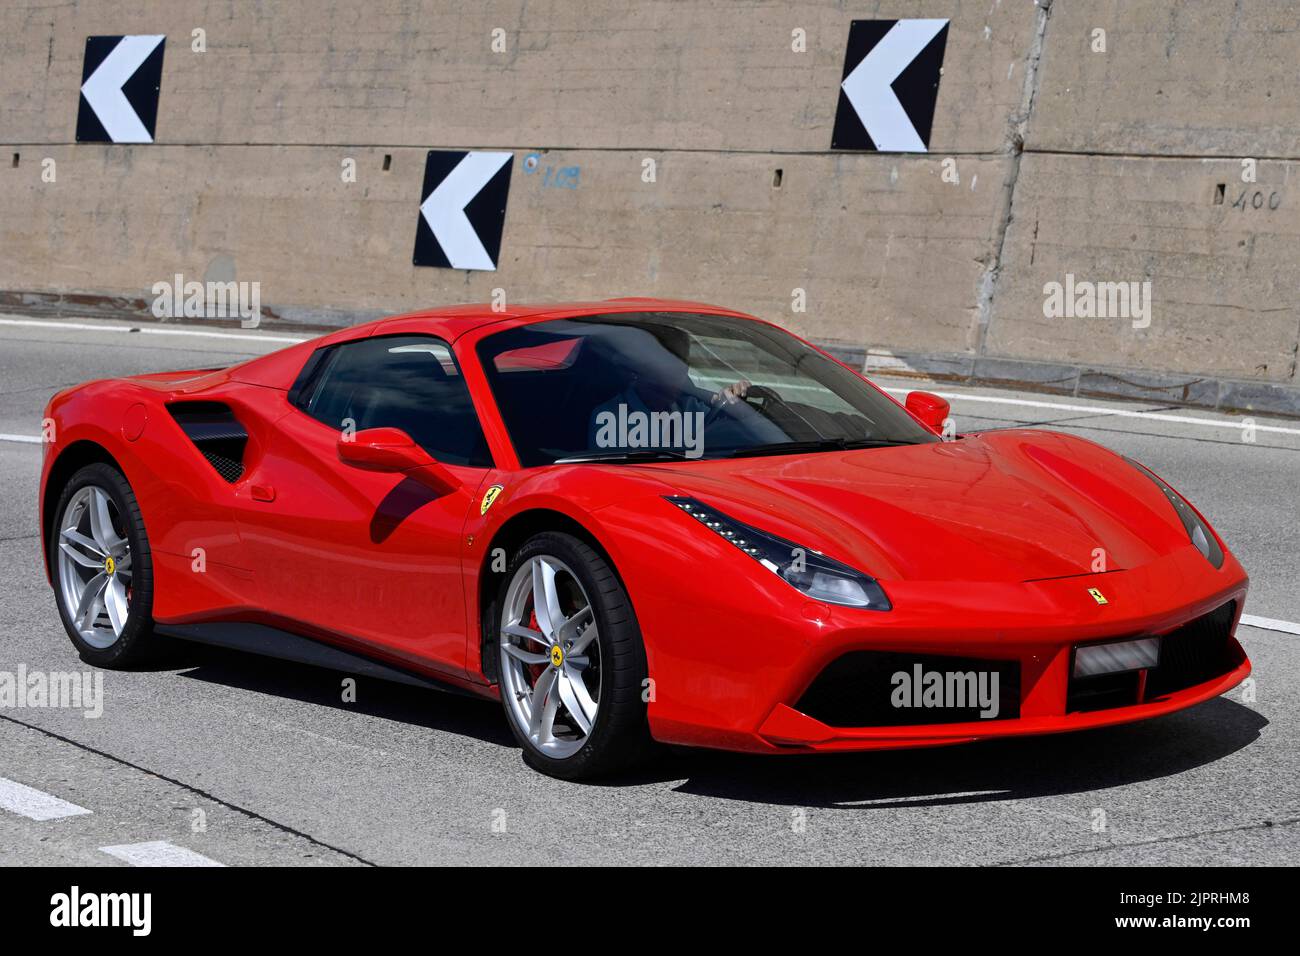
476, 311, 939, 466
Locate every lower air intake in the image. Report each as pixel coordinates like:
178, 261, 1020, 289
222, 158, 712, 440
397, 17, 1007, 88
1144, 601, 1241, 700
795, 652, 1020, 727
1066, 601, 1241, 712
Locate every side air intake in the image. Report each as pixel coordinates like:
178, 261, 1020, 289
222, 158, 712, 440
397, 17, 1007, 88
167, 402, 248, 483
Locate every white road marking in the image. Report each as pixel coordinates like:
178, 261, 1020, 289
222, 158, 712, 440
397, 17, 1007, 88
0, 433, 41, 444
881, 386, 1300, 436
0, 317, 307, 344
99, 840, 225, 867
1241, 614, 1300, 636
0, 777, 92, 821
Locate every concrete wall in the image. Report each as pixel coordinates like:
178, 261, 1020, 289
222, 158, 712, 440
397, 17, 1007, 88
1, 0, 1297, 413
985, 0, 1300, 412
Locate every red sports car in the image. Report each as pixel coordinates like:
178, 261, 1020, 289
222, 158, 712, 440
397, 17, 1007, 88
40, 299, 1250, 779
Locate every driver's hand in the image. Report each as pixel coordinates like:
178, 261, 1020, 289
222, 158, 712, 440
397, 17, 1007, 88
715, 379, 752, 405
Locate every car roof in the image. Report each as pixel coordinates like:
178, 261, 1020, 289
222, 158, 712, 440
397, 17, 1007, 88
227, 298, 761, 391
363, 297, 754, 342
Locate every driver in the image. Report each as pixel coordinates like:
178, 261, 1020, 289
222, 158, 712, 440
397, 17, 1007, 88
586, 333, 780, 454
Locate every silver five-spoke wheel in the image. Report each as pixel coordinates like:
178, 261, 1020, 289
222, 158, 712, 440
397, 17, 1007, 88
56, 485, 132, 649
499, 555, 601, 759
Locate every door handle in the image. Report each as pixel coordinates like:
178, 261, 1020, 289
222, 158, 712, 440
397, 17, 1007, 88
251, 484, 276, 502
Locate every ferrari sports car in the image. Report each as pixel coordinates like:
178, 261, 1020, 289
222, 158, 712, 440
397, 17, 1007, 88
39, 299, 1250, 779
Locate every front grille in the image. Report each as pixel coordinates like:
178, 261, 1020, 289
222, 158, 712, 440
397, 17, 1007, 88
795, 652, 1020, 727
1144, 601, 1241, 700
1066, 601, 1240, 712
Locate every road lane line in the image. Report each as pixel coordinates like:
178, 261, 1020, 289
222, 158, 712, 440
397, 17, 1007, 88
0, 434, 42, 444
1241, 614, 1300, 636
879, 386, 1300, 436
0, 317, 307, 344
99, 840, 225, 867
0, 777, 92, 821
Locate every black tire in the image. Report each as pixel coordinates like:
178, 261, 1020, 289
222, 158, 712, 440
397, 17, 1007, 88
49, 462, 158, 667
495, 532, 654, 780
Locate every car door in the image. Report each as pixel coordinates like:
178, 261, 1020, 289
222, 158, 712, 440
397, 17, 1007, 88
230, 333, 492, 678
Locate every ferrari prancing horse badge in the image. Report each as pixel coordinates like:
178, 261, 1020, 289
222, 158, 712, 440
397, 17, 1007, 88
480, 484, 503, 515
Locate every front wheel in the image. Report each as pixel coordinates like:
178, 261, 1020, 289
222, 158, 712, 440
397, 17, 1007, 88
49, 462, 158, 667
495, 532, 653, 780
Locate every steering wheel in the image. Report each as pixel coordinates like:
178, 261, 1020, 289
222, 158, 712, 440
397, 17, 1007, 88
740, 384, 785, 410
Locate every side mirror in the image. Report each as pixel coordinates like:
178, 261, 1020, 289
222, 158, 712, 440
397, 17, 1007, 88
905, 391, 950, 435
338, 427, 460, 493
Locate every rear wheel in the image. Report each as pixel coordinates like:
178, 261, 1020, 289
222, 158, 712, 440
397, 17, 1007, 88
50, 463, 157, 667
496, 532, 653, 780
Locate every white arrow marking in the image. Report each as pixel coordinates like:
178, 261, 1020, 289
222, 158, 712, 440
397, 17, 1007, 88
419, 151, 512, 271
81, 35, 165, 143
841, 19, 947, 153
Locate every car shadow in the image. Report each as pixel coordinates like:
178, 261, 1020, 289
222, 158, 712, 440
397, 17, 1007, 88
648, 697, 1266, 807
173, 643, 514, 747
169, 642, 1264, 804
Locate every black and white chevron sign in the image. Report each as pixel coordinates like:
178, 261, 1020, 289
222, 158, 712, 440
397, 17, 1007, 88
412, 151, 514, 271
831, 19, 949, 153
76, 35, 166, 144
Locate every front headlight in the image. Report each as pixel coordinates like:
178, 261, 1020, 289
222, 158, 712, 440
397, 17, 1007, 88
665, 496, 891, 610
1125, 458, 1225, 568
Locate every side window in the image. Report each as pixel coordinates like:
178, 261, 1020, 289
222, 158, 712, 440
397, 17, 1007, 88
292, 335, 492, 467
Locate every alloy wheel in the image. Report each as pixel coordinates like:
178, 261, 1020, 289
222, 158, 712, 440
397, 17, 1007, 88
57, 485, 132, 649
499, 555, 602, 758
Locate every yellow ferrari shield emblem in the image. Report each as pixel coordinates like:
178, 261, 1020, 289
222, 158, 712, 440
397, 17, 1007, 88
1087, 587, 1108, 606
480, 484, 503, 515
550, 645, 564, 667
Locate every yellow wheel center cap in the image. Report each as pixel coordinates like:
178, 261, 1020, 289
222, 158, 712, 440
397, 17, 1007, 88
550, 645, 564, 668
104, 556, 116, 575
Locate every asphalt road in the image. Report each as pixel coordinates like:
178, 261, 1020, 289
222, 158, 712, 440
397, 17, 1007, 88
1, 315, 1296, 866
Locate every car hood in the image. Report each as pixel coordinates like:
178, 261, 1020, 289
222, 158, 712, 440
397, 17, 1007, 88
631, 430, 1194, 583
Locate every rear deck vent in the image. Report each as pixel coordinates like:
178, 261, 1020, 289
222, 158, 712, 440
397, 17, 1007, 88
167, 402, 248, 483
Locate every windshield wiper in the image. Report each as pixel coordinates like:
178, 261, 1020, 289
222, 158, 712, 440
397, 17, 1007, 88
726, 437, 914, 458
553, 449, 692, 464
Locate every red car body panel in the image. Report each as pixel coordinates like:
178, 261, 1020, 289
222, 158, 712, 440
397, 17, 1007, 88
39, 299, 1251, 753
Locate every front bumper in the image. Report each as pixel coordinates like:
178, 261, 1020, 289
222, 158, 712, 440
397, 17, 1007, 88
757, 644, 1249, 751
638, 544, 1251, 753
